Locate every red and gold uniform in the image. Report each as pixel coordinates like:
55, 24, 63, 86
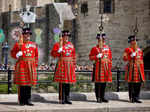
123, 35, 145, 103
11, 28, 38, 106
11, 41, 38, 85
51, 30, 76, 104
51, 41, 76, 83
123, 47, 145, 82
89, 33, 112, 103
89, 44, 112, 82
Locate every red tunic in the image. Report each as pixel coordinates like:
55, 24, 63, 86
123, 47, 145, 82
89, 44, 112, 83
51, 42, 76, 83
11, 41, 38, 86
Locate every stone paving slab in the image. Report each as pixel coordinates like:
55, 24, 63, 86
0, 92, 149, 112
0, 100, 150, 112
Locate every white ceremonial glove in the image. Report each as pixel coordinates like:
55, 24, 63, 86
96, 53, 103, 58
58, 47, 63, 53
16, 51, 23, 58
131, 52, 136, 58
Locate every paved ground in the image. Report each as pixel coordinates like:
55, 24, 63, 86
0, 92, 150, 112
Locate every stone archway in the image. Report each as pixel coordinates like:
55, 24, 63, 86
143, 47, 150, 70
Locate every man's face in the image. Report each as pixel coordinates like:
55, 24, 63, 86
98, 37, 104, 43
63, 36, 69, 43
23, 33, 30, 41
130, 40, 136, 45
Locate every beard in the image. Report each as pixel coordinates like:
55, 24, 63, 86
63, 39, 68, 44
24, 37, 30, 42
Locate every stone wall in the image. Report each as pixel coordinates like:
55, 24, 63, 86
76, 0, 150, 68
37, 0, 54, 6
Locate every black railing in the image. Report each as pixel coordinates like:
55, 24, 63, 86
0, 69, 150, 94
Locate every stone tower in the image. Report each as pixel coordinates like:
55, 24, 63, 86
0, 0, 54, 12
76, 0, 150, 68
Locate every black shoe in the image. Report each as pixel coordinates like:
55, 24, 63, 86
102, 98, 109, 103
26, 101, 34, 106
130, 98, 135, 103
97, 98, 102, 103
65, 97, 72, 104
65, 100, 72, 104
59, 100, 65, 104
19, 102, 25, 106
134, 99, 142, 103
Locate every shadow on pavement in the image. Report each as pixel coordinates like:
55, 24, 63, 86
31, 94, 58, 104
0, 102, 18, 106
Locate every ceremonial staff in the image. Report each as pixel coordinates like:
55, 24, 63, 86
98, 0, 104, 79
132, 17, 139, 81
130, 17, 139, 102
98, 14, 104, 79
59, 33, 63, 103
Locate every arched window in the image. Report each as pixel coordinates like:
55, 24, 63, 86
99, 0, 115, 14
81, 1, 88, 16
